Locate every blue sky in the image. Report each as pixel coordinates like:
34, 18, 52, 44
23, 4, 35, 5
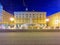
0, 0, 60, 16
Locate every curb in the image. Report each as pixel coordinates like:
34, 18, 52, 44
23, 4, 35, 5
0, 29, 60, 32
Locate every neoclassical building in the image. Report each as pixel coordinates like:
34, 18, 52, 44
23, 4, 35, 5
14, 11, 46, 29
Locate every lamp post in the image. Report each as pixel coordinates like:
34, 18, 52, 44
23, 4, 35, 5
46, 18, 49, 27
9, 17, 15, 29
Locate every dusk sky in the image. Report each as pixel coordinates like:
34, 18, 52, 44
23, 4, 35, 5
0, 0, 60, 16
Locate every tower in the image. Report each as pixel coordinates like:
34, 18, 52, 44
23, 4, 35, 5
0, 2, 3, 22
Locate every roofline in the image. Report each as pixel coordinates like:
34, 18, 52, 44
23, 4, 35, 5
14, 11, 46, 13
3, 10, 14, 16
47, 12, 60, 17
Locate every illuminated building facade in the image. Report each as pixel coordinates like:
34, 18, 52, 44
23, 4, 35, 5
2, 10, 14, 24
0, 3, 14, 29
47, 12, 60, 28
14, 11, 46, 29
2, 10, 14, 29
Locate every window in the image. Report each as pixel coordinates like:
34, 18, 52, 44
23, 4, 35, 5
22, 14, 24, 15
26, 14, 28, 15
29, 14, 31, 18
33, 14, 35, 18
19, 14, 21, 15
16, 16, 18, 18
33, 14, 34, 15
22, 15, 24, 18
37, 14, 38, 15
26, 14, 28, 18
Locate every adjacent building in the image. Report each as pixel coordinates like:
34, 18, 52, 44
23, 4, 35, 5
2, 10, 14, 29
0, 2, 14, 29
47, 12, 60, 28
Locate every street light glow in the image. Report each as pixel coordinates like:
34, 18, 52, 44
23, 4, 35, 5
10, 17, 14, 21
46, 18, 49, 22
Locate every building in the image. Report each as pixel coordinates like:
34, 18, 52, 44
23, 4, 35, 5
2, 10, 14, 24
14, 11, 46, 29
2, 10, 14, 29
47, 12, 60, 28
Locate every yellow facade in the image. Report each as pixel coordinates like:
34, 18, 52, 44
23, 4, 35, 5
2, 10, 14, 24
14, 12, 46, 25
48, 12, 60, 27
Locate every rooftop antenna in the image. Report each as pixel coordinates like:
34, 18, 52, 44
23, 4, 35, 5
23, 0, 28, 11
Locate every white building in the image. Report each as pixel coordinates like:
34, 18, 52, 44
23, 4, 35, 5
14, 11, 46, 29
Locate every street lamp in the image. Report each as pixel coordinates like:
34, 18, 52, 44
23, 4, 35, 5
9, 17, 15, 29
46, 18, 49, 22
10, 17, 15, 25
10, 17, 14, 21
46, 18, 49, 27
